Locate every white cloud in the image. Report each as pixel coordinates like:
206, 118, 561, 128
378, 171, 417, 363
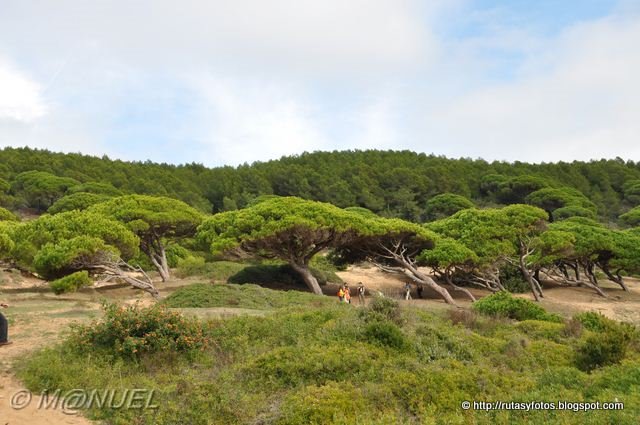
0, 58, 47, 122
415, 13, 640, 162
0, 0, 432, 78
191, 76, 329, 165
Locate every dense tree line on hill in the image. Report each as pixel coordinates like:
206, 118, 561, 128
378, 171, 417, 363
1, 147, 640, 224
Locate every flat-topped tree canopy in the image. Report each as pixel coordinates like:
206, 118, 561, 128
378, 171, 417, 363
5, 210, 158, 297
525, 187, 596, 222
89, 195, 204, 281
197, 196, 370, 294
423, 193, 475, 221
425, 205, 549, 299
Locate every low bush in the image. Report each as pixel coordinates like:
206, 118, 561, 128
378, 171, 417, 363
473, 291, 562, 322
448, 308, 477, 328
575, 321, 637, 372
49, 271, 92, 294
362, 320, 409, 350
162, 283, 335, 309
175, 258, 247, 281
69, 302, 209, 358
574, 311, 615, 332
362, 295, 403, 325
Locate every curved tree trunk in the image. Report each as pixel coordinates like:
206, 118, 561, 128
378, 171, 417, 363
149, 245, 170, 282
600, 265, 629, 291
290, 262, 323, 295
445, 271, 476, 302
406, 265, 458, 307
519, 252, 543, 302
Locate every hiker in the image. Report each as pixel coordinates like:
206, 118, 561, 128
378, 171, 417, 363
416, 283, 424, 299
403, 282, 412, 300
0, 302, 10, 346
344, 284, 351, 304
357, 282, 366, 305
337, 285, 345, 302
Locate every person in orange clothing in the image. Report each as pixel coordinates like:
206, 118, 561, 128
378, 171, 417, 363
344, 284, 351, 304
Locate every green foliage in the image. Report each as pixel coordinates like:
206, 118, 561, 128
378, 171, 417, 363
554, 205, 597, 221
525, 187, 596, 221
33, 236, 117, 279
0, 206, 19, 221
47, 192, 112, 214
418, 236, 478, 269
619, 206, 640, 227
89, 195, 203, 241
175, 258, 244, 279
423, 193, 475, 221
498, 264, 530, 293
18, 288, 640, 424
574, 311, 615, 332
68, 181, 124, 196
362, 320, 409, 350
623, 179, 640, 205
364, 295, 403, 325
3, 147, 640, 223
161, 283, 336, 309
10, 210, 139, 274
575, 324, 637, 372
197, 196, 368, 259
164, 244, 192, 268
49, 271, 92, 294
10, 170, 79, 211
473, 291, 562, 322
70, 303, 209, 358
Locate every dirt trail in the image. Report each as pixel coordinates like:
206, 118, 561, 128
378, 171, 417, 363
0, 272, 103, 424
337, 266, 640, 324
0, 306, 98, 424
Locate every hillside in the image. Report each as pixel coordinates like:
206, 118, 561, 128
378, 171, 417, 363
1, 147, 640, 223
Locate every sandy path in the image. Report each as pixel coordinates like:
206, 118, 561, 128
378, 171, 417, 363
0, 292, 99, 425
337, 266, 640, 324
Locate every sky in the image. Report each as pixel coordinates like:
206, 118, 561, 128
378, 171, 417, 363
0, 0, 639, 166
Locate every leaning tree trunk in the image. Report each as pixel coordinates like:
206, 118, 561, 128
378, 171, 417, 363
404, 263, 458, 307
518, 246, 543, 302
290, 262, 323, 295
600, 264, 629, 292
90, 257, 160, 299
445, 270, 476, 302
149, 244, 170, 282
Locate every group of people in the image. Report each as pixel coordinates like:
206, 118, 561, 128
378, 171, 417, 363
337, 282, 366, 305
338, 281, 425, 304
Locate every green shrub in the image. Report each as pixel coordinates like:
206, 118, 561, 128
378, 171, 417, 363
49, 271, 92, 294
175, 258, 247, 280
362, 321, 409, 350
515, 320, 567, 342
473, 291, 561, 322
162, 283, 335, 309
363, 295, 403, 325
165, 244, 192, 268
574, 311, 614, 332
70, 302, 209, 358
575, 323, 636, 372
